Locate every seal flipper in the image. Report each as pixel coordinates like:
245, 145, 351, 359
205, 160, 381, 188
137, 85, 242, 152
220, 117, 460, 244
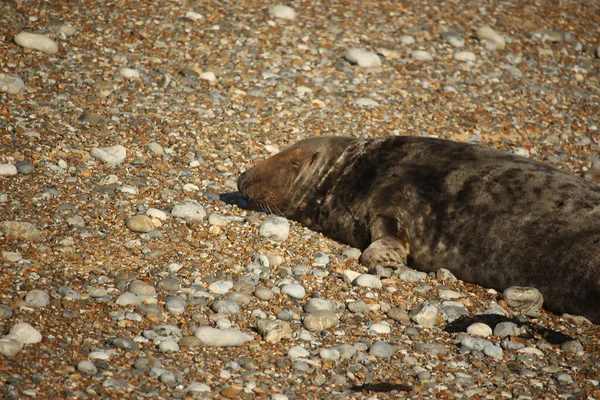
359, 236, 408, 268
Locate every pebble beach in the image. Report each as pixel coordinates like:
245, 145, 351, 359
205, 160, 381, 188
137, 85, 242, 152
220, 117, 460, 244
1, 0, 600, 398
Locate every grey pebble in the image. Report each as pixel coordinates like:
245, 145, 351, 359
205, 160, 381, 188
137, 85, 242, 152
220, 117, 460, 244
108, 337, 139, 352
102, 378, 133, 391
254, 287, 275, 300
165, 296, 186, 316
369, 341, 396, 358
256, 319, 293, 344
0, 305, 13, 319
281, 284, 305, 299
211, 299, 240, 315
25, 289, 50, 307
157, 277, 181, 292
493, 321, 519, 337
303, 298, 337, 313
129, 280, 157, 296
414, 343, 448, 356
503, 286, 544, 317
116, 292, 140, 306
58, 287, 82, 300
15, 162, 35, 175
302, 311, 338, 331
77, 360, 98, 375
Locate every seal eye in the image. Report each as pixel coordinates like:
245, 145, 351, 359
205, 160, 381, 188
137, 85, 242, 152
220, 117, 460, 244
291, 160, 302, 168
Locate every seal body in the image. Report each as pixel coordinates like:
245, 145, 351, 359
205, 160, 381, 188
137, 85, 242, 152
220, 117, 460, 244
238, 136, 600, 323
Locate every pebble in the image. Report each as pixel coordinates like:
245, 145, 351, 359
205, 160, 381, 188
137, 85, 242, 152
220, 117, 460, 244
158, 338, 179, 353
484, 345, 504, 359
494, 321, 519, 337
211, 299, 240, 315
561, 340, 584, 355
399, 35, 416, 45
254, 287, 274, 300
90, 145, 127, 165
77, 360, 98, 375
303, 298, 337, 313
126, 215, 155, 233
453, 51, 477, 62
398, 270, 427, 282
414, 343, 448, 356
119, 67, 140, 79
352, 274, 382, 289
15, 161, 35, 174
24, 289, 50, 307
108, 337, 138, 352
411, 50, 433, 61
369, 341, 395, 358
503, 286, 544, 316
466, 322, 493, 337
476, 25, 505, 50
0, 221, 43, 241
287, 345, 310, 360
187, 382, 211, 393
258, 217, 289, 242
208, 213, 229, 227
387, 308, 410, 324
343, 270, 361, 284
165, 296, 186, 315
410, 303, 441, 327
194, 327, 253, 347
0, 336, 24, 357
116, 292, 140, 306
256, 319, 293, 343
9, 323, 42, 344
179, 336, 202, 348
355, 98, 380, 107
281, 284, 305, 299
368, 322, 391, 334
319, 348, 340, 361
171, 200, 206, 220
436, 268, 457, 281
0, 305, 13, 319
14, 32, 59, 54
208, 280, 233, 294
342, 247, 361, 260
302, 311, 338, 331
268, 5, 296, 20
441, 32, 465, 47
345, 48, 382, 68
2, 251, 22, 262
129, 280, 157, 296
0, 74, 25, 94
312, 252, 329, 267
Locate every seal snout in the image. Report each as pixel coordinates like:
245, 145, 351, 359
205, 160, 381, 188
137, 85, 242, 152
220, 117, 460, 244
237, 170, 250, 193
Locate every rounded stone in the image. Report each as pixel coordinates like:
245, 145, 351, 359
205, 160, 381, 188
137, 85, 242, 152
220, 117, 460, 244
9, 323, 42, 344
171, 200, 206, 221
14, 32, 58, 54
90, 145, 127, 165
77, 360, 98, 375
345, 48, 382, 68
268, 5, 296, 20
24, 289, 50, 307
281, 284, 305, 299
466, 323, 493, 337
302, 311, 338, 331
369, 341, 395, 358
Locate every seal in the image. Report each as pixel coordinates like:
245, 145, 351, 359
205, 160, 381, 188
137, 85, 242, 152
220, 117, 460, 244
237, 136, 600, 324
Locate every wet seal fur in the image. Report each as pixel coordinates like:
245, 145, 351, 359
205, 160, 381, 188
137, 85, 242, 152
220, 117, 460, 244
238, 136, 600, 324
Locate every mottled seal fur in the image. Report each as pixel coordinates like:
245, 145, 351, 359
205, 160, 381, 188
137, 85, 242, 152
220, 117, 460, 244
238, 136, 600, 324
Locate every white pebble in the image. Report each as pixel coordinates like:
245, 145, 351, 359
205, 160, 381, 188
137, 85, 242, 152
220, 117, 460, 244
208, 280, 233, 294
345, 48, 382, 68
476, 25, 505, 50
158, 338, 179, 352
194, 327, 253, 347
258, 217, 289, 242
411, 50, 433, 61
9, 323, 42, 344
368, 322, 391, 334
25, 289, 50, 307
119, 67, 140, 79
116, 292, 141, 306
352, 274, 382, 289
268, 5, 296, 20
453, 51, 477, 62
343, 269, 361, 284
287, 345, 310, 360
185, 11, 204, 21
467, 322, 493, 337
355, 98, 380, 107
90, 145, 127, 165
0, 336, 24, 356
14, 32, 58, 54
410, 303, 440, 327
171, 200, 206, 221
187, 382, 210, 393
199, 72, 216, 82
281, 284, 306, 299
0, 164, 18, 176
399, 35, 415, 45
0, 74, 25, 94
147, 208, 168, 220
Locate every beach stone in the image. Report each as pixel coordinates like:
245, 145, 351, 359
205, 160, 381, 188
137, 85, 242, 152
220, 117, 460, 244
119, 67, 140, 79
355, 98, 380, 107
352, 274, 382, 289
0, 221, 43, 241
256, 319, 293, 343
494, 322, 519, 337
25, 289, 50, 307
342, 247, 361, 260
2, 251, 22, 262
208, 213, 229, 227
281, 284, 305, 299
165, 297, 186, 316
158, 338, 179, 353
303, 298, 337, 313
0, 305, 13, 319
0, 336, 24, 356
14, 32, 58, 54
477, 25, 505, 50
77, 360, 98, 375
187, 382, 211, 394
287, 345, 310, 360
179, 336, 202, 349
387, 307, 410, 324
345, 48, 382, 68
208, 280, 233, 294
436, 268, 457, 281
268, 5, 296, 20
90, 145, 127, 165
258, 217, 289, 242
467, 323, 493, 337
116, 292, 140, 306
254, 287, 274, 300
343, 270, 361, 284
171, 200, 206, 220
410, 303, 441, 327
411, 50, 433, 61
561, 340, 584, 354
211, 299, 240, 315
194, 327, 253, 347
484, 345, 504, 359
15, 162, 35, 174
368, 322, 391, 334
129, 280, 157, 296
454, 51, 477, 62
398, 270, 427, 282
126, 215, 155, 233
503, 286, 543, 317
0, 74, 25, 94
9, 323, 42, 344
441, 32, 465, 47
414, 343, 448, 356
369, 341, 395, 358
302, 311, 338, 331
399, 35, 416, 45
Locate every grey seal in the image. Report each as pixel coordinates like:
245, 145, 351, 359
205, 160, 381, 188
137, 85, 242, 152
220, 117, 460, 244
237, 136, 600, 324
